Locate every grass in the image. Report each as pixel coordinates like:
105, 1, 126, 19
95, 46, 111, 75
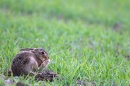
0, 0, 130, 85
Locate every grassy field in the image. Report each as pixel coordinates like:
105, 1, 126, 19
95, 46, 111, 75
0, 0, 130, 86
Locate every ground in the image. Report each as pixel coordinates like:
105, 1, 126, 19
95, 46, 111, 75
0, 0, 130, 86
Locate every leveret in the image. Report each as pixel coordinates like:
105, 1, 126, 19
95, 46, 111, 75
11, 48, 50, 76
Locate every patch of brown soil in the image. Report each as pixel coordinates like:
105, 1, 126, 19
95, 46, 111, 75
35, 70, 59, 82
4, 69, 59, 82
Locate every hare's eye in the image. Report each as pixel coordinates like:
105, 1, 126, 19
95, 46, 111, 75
41, 52, 44, 54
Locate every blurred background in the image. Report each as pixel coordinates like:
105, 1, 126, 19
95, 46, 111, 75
0, 0, 130, 29
0, 0, 130, 85
0, 0, 129, 57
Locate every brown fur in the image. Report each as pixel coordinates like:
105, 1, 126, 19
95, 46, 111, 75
11, 48, 50, 76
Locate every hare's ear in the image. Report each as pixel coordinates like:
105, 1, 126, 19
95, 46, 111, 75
20, 48, 34, 51
31, 49, 37, 53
